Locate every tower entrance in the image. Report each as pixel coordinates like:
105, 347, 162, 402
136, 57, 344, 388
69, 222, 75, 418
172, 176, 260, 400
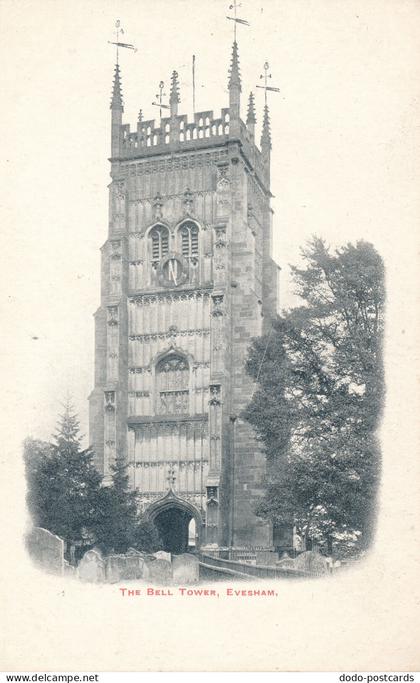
154, 507, 192, 554
146, 490, 202, 554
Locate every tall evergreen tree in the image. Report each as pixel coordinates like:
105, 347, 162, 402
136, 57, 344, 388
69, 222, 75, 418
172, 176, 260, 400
244, 238, 384, 556
24, 401, 102, 547
23, 437, 53, 526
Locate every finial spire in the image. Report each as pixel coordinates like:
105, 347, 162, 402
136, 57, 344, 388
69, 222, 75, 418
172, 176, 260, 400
246, 91, 256, 139
170, 70, 180, 117
228, 41, 242, 91
110, 63, 123, 111
261, 104, 271, 149
247, 91, 256, 124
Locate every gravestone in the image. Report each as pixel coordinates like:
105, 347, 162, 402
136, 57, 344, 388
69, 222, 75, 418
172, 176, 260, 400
294, 550, 329, 576
172, 554, 199, 584
78, 549, 105, 583
105, 552, 146, 582
145, 558, 172, 584
63, 560, 76, 577
153, 550, 171, 563
276, 552, 296, 570
256, 550, 279, 567
123, 551, 145, 580
25, 527, 64, 575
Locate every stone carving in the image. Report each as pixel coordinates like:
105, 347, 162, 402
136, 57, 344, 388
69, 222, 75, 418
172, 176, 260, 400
211, 294, 224, 316
122, 150, 229, 177
183, 187, 194, 212
129, 290, 211, 306
159, 390, 189, 415
209, 384, 221, 406
216, 165, 231, 216
128, 329, 210, 342
153, 192, 164, 219
110, 240, 122, 259
115, 180, 126, 200
104, 391, 116, 411
128, 366, 152, 374
214, 226, 227, 251
25, 527, 64, 575
107, 307, 118, 326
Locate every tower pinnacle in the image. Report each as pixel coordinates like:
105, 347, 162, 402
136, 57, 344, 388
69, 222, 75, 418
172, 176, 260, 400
246, 91, 256, 139
228, 41, 241, 131
261, 104, 271, 149
110, 63, 123, 111
246, 91, 256, 123
228, 41, 241, 91
170, 70, 180, 117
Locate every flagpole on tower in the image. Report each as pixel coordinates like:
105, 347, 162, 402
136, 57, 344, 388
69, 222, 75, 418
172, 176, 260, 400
192, 55, 196, 115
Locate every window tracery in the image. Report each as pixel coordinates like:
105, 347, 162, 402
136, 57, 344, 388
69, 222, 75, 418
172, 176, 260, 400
156, 354, 189, 415
178, 221, 199, 265
149, 225, 169, 265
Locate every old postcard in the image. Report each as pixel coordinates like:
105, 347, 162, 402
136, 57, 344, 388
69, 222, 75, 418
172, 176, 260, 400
1, 0, 419, 673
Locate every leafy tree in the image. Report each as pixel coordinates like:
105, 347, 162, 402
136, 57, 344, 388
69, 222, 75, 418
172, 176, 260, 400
244, 238, 384, 557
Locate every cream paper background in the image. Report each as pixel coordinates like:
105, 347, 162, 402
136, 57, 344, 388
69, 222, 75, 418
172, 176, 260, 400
0, 0, 419, 672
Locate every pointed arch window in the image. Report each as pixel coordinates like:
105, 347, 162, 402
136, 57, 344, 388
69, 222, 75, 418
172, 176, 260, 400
150, 225, 169, 265
156, 354, 189, 415
179, 221, 199, 264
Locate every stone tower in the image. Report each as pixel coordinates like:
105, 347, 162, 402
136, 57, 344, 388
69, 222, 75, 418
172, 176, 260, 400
89, 43, 279, 553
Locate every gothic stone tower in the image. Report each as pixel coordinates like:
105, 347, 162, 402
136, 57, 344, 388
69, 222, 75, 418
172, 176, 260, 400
89, 43, 279, 552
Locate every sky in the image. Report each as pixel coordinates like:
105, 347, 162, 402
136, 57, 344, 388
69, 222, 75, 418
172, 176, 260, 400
1, 0, 419, 445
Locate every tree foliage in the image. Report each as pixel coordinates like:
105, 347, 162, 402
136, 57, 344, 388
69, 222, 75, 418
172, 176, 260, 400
24, 401, 162, 557
92, 458, 162, 555
243, 238, 384, 556
24, 402, 102, 547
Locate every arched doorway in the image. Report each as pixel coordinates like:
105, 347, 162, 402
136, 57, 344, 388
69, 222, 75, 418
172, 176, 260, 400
146, 490, 202, 554
154, 507, 192, 554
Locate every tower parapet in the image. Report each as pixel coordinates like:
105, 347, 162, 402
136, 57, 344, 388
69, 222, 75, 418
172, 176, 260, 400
115, 107, 269, 191
110, 43, 271, 190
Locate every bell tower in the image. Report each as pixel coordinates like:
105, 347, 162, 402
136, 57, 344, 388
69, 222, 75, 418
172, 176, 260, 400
89, 41, 279, 551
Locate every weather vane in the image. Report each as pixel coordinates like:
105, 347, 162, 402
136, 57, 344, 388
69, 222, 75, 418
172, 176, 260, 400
256, 61, 280, 106
108, 19, 137, 64
152, 81, 170, 122
226, 1, 250, 42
